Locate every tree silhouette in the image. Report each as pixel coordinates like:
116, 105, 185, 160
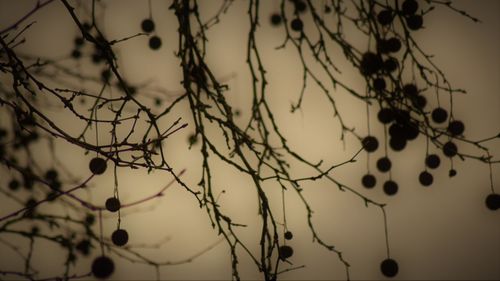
0, 0, 499, 280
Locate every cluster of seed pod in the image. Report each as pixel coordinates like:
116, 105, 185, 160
358, 0, 471, 201
141, 18, 162, 50
88, 157, 130, 279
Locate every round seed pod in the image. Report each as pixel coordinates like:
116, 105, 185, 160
380, 258, 399, 277
89, 158, 107, 175
362, 174, 376, 188
92, 256, 114, 279
105, 197, 121, 213
111, 229, 129, 246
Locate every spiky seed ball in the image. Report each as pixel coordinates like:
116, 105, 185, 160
377, 157, 392, 172
449, 169, 457, 177
270, 13, 282, 26
412, 95, 427, 109
394, 110, 410, 124
402, 0, 418, 15
74, 37, 85, 47
406, 14, 423, 30
279, 245, 294, 260
149, 36, 162, 50
379, 37, 402, 54
71, 49, 82, 59
362, 136, 379, 152
290, 18, 303, 31
389, 137, 407, 151
378, 108, 394, 124
425, 154, 440, 169
419, 171, 433, 186
373, 78, 386, 92
294, 0, 307, 13
402, 122, 419, 140
105, 197, 121, 213
377, 10, 393, 26
431, 107, 448, 123
89, 157, 107, 175
76, 240, 91, 256
284, 231, 293, 240
448, 120, 465, 136
443, 141, 458, 158
86, 214, 96, 225
402, 84, 418, 96
45, 169, 58, 181
380, 258, 399, 277
485, 193, 500, 211
360, 52, 383, 76
111, 229, 129, 246
141, 19, 155, 33
9, 179, 20, 191
92, 256, 114, 279
383, 57, 399, 73
383, 181, 398, 196
362, 174, 376, 188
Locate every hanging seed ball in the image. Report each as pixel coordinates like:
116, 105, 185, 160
485, 193, 500, 211
448, 169, 457, 177
105, 197, 121, 213
386, 37, 402, 53
86, 213, 96, 225
71, 49, 82, 59
360, 52, 383, 76
92, 52, 104, 64
141, 19, 155, 33
383, 57, 399, 73
45, 169, 58, 181
448, 120, 465, 136
89, 157, 107, 175
383, 180, 398, 196
279, 245, 294, 260
111, 229, 129, 246
402, 84, 418, 96
294, 0, 307, 13
74, 37, 85, 47
373, 77, 386, 92
377, 10, 393, 26
284, 231, 293, 240
380, 258, 399, 277
362, 174, 376, 188
380, 38, 402, 54
362, 136, 379, 152
425, 154, 440, 169
188, 133, 198, 145
411, 95, 427, 109
443, 141, 458, 158
402, 0, 418, 15
83, 22, 92, 31
406, 14, 423, 30
270, 13, 282, 26
9, 179, 20, 191
431, 107, 448, 123
290, 18, 303, 31
389, 137, 407, 151
101, 69, 111, 82
377, 157, 392, 172
394, 110, 411, 124
419, 171, 433, 186
149, 36, 162, 50
378, 108, 394, 124
402, 122, 420, 140
76, 239, 91, 256
92, 256, 114, 279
